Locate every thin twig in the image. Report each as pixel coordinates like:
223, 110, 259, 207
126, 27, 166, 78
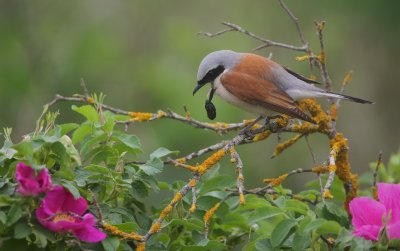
277, 0, 306, 45
199, 21, 308, 52
373, 151, 383, 188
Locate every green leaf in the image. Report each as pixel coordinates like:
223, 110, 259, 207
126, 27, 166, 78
0, 211, 6, 224
139, 157, 163, 176
55, 123, 79, 135
62, 181, 81, 199
33, 229, 48, 248
180, 239, 226, 250
113, 131, 141, 153
285, 199, 309, 215
12, 141, 33, 157
14, 222, 32, 239
59, 135, 81, 165
0, 195, 15, 207
248, 206, 284, 225
72, 123, 93, 144
7, 204, 23, 226
150, 147, 178, 159
166, 219, 203, 231
102, 236, 120, 251
114, 222, 139, 233
72, 105, 99, 122
270, 218, 297, 247
85, 164, 110, 174
351, 237, 374, 250
304, 218, 326, 233
315, 220, 342, 235
292, 231, 310, 250
199, 175, 235, 196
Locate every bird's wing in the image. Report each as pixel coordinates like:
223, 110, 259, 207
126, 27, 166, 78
220, 71, 315, 123
282, 66, 322, 85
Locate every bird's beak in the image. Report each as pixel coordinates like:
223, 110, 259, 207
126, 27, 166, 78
192, 82, 205, 96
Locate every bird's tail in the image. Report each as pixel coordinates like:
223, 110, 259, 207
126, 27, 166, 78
322, 91, 374, 104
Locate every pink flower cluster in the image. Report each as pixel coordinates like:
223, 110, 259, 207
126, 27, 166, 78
15, 162, 106, 242
350, 183, 400, 241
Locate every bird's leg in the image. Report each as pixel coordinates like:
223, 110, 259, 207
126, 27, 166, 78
239, 115, 264, 136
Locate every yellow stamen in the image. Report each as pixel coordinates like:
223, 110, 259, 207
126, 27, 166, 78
53, 213, 75, 223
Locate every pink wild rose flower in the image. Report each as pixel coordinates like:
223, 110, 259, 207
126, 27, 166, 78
349, 183, 400, 240
35, 186, 106, 242
16, 162, 52, 196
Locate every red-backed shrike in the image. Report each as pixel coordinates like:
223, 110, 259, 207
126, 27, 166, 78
193, 50, 373, 123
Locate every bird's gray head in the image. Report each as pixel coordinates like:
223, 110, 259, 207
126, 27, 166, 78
193, 50, 241, 95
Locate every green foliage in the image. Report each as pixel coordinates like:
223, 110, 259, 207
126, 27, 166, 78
0, 99, 400, 250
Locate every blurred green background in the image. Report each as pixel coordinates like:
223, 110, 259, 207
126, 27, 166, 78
1, 0, 399, 192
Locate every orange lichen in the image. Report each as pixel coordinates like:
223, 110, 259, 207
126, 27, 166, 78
149, 222, 161, 234
157, 110, 167, 118
329, 133, 358, 212
263, 173, 289, 186
208, 122, 229, 130
160, 205, 173, 219
297, 99, 331, 133
171, 192, 183, 204
188, 178, 197, 187
239, 193, 246, 205
330, 103, 337, 121
323, 189, 333, 199
317, 52, 326, 64
252, 130, 272, 142
136, 242, 145, 251
189, 203, 197, 213
272, 134, 302, 158
128, 112, 153, 122
342, 71, 353, 86
175, 158, 186, 164
86, 97, 95, 104
197, 149, 226, 174
203, 202, 221, 224
328, 164, 337, 173
102, 222, 142, 241
295, 55, 311, 62
310, 75, 317, 81
275, 115, 289, 127
311, 166, 329, 174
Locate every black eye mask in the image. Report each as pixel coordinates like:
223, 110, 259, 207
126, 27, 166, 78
205, 88, 216, 120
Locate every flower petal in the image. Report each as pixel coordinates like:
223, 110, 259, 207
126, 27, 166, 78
72, 214, 106, 242
350, 197, 386, 228
42, 186, 66, 214
388, 222, 400, 240
17, 179, 40, 196
16, 162, 35, 180
36, 168, 53, 193
353, 225, 382, 241
378, 183, 400, 222
61, 190, 88, 215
